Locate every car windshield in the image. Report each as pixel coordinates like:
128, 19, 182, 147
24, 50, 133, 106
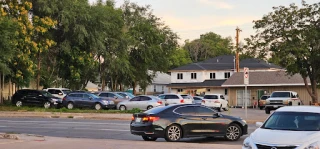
262, 111, 320, 131
271, 92, 290, 98
181, 95, 191, 99
40, 91, 55, 98
203, 95, 218, 99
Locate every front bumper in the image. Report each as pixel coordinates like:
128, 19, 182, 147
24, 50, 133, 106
104, 104, 116, 109
265, 104, 287, 110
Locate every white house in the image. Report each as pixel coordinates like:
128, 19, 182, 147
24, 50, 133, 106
135, 71, 171, 95
167, 55, 283, 99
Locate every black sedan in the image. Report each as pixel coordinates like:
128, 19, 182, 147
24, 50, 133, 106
130, 104, 248, 142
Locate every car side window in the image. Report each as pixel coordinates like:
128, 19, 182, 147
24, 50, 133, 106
220, 95, 225, 99
83, 94, 90, 99
166, 95, 179, 99
99, 93, 108, 97
195, 107, 214, 116
27, 91, 39, 97
48, 89, 55, 94
108, 93, 115, 98
194, 97, 201, 100
56, 90, 62, 94
140, 96, 151, 101
174, 107, 196, 115
130, 97, 140, 101
158, 95, 165, 99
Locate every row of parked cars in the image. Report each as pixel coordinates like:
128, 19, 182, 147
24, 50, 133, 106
10, 88, 230, 111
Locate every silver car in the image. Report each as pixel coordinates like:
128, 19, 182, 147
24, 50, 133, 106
117, 95, 164, 111
193, 96, 203, 105
158, 93, 194, 105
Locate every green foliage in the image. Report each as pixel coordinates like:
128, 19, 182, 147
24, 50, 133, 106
246, 1, 320, 103
169, 48, 192, 69
183, 32, 233, 62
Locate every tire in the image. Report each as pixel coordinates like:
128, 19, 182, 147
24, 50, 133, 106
95, 103, 102, 110
218, 105, 222, 112
142, 136, 157, 141
44, 102, 51, 109
147, 105, 153, 110
119, 105, 126, 111
265, 108, 270, 114
225, 123, 242, 141
165, 124, 182, 142
259, 106, 264, 110
67, 102, 74, 110
223, 104, 229, 111
15, 101, 23, 107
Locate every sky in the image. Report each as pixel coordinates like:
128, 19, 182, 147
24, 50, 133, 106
88, 0, 319, 44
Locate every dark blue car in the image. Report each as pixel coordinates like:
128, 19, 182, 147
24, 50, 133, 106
62, 92, 115, 110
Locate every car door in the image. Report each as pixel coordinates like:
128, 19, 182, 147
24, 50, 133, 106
174, 106, 204, 137
138, 96, 152, 110
25, 91, 42, 106
165, 95, 180, 105
197, 106, 228, 136
81, 94, 95, 108
126, 96, 141, 110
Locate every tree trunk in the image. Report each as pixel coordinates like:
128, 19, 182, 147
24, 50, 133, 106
114, 78, 118, 91
36, 51, 41, 90
101, 77, 105, 91
132, 81, 136, 95
120, 84, 123, 91
0, 73, 2, 104
303, 76, 318, 103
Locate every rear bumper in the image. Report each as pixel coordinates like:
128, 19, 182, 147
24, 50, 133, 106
130, 123, 165, 138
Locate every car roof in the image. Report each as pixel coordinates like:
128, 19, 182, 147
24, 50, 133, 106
204, 94, 223, 96
46, 88, 70, 90
276, 106, 320, 113
272, 91, 296, 93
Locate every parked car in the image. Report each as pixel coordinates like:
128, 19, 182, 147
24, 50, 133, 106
258, 95, 270, 110
62, 92, 115, 110
243, 106, 320, 149
193, 96, 203, 105
131, 104, 248, 142
117, 95, 163, 111
43, 88, 71, 99
12, 89, 62, 109
265, 91, 303, 114
180, 94, 195, 103
114, 92, 135, 99
96, 92, 128, 106
201, 94, 229, 112
158, 94, 194, 105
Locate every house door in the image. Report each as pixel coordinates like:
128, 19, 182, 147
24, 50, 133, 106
236, 90, 251, 107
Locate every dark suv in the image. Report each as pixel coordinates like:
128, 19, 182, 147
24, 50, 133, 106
62, 92, 116, 110
12, 89, 62, 108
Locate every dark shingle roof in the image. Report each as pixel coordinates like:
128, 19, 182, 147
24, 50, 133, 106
222, 71, 309, 87
167, 80, 226, 88
170, 55, 282, 71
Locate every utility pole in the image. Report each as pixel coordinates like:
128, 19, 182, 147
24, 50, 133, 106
235, 27, 242, 72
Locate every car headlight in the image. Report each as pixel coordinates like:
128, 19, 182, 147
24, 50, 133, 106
243, 137, 252, 149
102, 100, 109, 104
51, 99, 58, 102
304, 141, 320, 149
283, 100, 288, 105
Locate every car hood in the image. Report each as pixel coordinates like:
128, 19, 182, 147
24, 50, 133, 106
251, 128, 320, 145
267, 97, 290, 100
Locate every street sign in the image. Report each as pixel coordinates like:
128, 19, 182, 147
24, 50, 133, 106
244, 67, 249, 85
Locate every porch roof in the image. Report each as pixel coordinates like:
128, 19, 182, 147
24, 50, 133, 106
167, 79, 226, 88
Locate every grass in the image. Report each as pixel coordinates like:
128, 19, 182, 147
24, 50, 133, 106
0, 104, 142, 114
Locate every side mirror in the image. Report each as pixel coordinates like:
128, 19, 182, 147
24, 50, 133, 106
114, 96, 118, 99
89, 97, 93, 100
256, 122, 263, 127
125, 96, 129, 99
58, 93, 63, 96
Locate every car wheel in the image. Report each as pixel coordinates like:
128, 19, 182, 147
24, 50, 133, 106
223, 104, 229, 111
142, 136, 157, 141
147, 105, 153, 110
259, 106, 264, 110
165, 124, 182, 142
67, 102, 74, 110
218, 105, 222, 112
15, 101, 23, 107
44, 102, 51, 109
225, 123, 242, 141
265, 108, 270, 114
95, 103, 102, 110
119, 105, 126, 111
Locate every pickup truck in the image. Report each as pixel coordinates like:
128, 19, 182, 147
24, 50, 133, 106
265, 91, 302, 114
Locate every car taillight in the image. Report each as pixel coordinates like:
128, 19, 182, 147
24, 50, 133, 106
202, 100, 205, 103
157, 101, 162, 104
131, 116, 135, 121
180, 99, 184, 103
142, 116, 160, 122
214, 100, 220, 103
62, 97, 66, 101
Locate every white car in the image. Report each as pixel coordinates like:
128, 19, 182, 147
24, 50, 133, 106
243, 106, 320, 149
43, 88, 71, 99
158, 94, 194, 105
201, 94, 229, 112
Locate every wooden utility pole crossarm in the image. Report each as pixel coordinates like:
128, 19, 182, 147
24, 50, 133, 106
235, 27, 242, 72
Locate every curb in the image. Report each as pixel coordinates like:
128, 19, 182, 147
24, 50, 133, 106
0, 134, 20, 140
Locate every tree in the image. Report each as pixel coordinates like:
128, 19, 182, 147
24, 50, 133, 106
169, 48, 192, 69
246, 1, 320, 103
184, 32, 233, 62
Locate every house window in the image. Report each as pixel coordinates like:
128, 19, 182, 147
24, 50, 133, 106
177, 73, 183, 79
177, 89, 183, 92
225, 88, 228, 95
207, 89, 211, 92
154, 85, 156, 92
224, 72, 231, 78
162, 86, 164, 91
191, 73, 197, 79
210, 73, 216, 79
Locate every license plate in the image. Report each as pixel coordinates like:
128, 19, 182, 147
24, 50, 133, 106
135, 117, 141, 122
